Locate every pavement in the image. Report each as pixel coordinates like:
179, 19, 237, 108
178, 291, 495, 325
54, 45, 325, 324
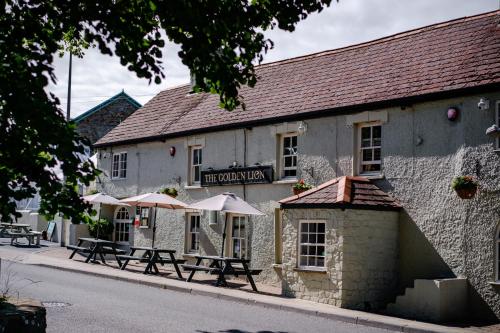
0, 239, 498, 333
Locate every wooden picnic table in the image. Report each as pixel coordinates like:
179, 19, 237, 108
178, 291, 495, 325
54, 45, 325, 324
0, 223, 41, 245
182, 255, 262, 292
117, 246, 185, 278
67, 238, 124, 266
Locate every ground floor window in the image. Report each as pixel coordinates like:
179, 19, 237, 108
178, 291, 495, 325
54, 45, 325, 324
115, 222, 130, 242
186, 213, 201, 253
114, 207, 131, 242
299, 220, 326, 268
231, 215, 247, 259
136, 207, 151, 228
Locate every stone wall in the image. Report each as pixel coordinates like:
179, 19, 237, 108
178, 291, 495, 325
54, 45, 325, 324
281, 208, 399, 310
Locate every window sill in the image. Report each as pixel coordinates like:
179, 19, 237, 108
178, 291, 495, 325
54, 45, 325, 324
111, 178, 127, 181
488, 281, 500, 286
182, 253, 199, 258
272, 263, 283, 269
358, 173, 385, 180
293, 267, 327, 273
184, 185, 203, 190
138, 226, 150, 229
273, 179, 298, 185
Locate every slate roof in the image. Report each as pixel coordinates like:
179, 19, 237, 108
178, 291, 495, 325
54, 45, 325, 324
279, 176, 401, 211
73, 91, 142, 123
95, 10, 500, 147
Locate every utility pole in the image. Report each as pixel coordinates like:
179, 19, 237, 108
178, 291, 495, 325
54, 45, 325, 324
66, 52, 72, 121
61, 51, 72, 247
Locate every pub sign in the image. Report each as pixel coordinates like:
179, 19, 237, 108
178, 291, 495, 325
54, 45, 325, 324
201, 165, 273, 187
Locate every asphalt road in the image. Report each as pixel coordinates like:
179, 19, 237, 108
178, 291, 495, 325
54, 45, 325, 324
3, 261, 388, 333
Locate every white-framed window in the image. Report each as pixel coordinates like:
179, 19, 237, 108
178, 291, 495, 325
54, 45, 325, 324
136, 206, 152, 228
495, 101, 500, 150
189, 146, 202, 185
112, 152, 127, 179
230, 215, 248, 259
186, 213, 201, 253
358, 123, 382, 175
496, 224, 500, 282
298, 220, 326, 268
281, 133, 298, 179
114, 207, 131, 242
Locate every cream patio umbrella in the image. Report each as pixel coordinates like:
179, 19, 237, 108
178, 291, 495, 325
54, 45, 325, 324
82, 193, 129, 239
186, 192, 265, 257
120, 193, 187, 247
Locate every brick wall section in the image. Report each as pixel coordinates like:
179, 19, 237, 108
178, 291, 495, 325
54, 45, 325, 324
282, 208, 399, 310
76, 98, 139, 146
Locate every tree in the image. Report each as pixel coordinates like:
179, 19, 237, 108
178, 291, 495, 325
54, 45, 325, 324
0, 0, 333, 222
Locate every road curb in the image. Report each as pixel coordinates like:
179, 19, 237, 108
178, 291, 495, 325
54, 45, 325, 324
31, 262, 466, 333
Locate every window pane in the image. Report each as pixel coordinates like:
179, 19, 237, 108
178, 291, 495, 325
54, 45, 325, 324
361, 127, 371, 140
284, 169, 296, 177
309, 223, 316, 232
291, 136, 297, 147
317, 234, 325, 244
300, 234, 308, 243
372, 126, 381, 140
317, 246, 325, 256
317, 257, 324, 267
308, 234, 316, 243
284, 137, 290, 148
300, 256, 307, 266
301, 245, 308, 255
362, 149, 372, 161
301, 223, 308, 233
194, 166, 200, 182
308, 246, 316, 255
374, 148, 381, 161
318, 223, 325, 233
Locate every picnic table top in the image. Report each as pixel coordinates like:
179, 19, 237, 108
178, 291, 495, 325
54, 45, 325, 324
131, 246, 176, 253
79, 237, 116, 244
194, 255, 250, 263
0, 223, 31, 228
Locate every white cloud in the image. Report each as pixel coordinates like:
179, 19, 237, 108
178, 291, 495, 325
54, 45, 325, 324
48, 0, 498, 117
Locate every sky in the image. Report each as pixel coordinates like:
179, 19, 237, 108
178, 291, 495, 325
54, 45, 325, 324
49, 0, 499, 118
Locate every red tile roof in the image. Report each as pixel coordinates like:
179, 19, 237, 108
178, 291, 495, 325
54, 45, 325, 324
279, 176, 401, 210
96, 11, 500, 147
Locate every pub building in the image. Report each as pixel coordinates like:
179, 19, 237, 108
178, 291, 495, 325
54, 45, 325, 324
93, 12, 500, 323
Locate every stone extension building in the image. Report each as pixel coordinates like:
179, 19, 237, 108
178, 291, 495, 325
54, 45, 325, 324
93, 11, 500, 322
74, 90, 141, 146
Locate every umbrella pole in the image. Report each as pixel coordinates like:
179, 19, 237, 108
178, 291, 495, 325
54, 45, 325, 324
220, 213, 228, 257
152, 204, 157, 248
96, 203, 101, 240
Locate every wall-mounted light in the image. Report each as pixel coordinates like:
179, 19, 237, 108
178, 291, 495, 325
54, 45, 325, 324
486, 124, 500, 137
169, 146, 176, 157
477, 98, 490, 110
447, 107, 459, 121
298, 121, 308, 135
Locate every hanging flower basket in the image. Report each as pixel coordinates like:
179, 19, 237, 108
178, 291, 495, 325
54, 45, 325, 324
159, 187, 178, 198
292, 179, 313, 195
451, 176, 478, 199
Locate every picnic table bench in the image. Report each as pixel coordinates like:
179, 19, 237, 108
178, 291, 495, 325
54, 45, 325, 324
67, 238, 123, 266
182, 255, 262, 292
117, 246, 186, 278
0, 223, 41, 246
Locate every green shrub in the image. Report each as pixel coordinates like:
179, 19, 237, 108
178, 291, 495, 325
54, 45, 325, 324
451, 176, 477, 190
84, 216, 114, 239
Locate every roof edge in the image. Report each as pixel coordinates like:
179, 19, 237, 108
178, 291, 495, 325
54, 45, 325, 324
73, 91, 142, 123
280, 202, 401, 211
